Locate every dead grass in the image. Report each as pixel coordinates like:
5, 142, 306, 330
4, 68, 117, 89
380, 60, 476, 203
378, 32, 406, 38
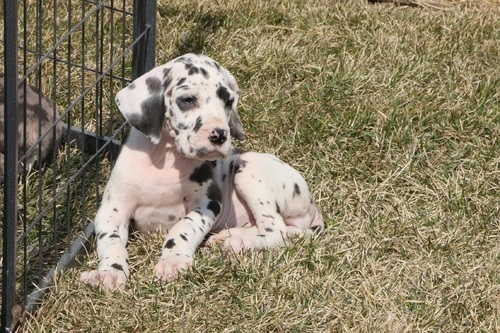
1, 0, 499, 331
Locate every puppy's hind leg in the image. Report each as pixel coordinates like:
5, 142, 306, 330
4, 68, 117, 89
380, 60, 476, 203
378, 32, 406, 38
222, 152, 323, 254
206, 225, 258, 246
221, 157, 289, 253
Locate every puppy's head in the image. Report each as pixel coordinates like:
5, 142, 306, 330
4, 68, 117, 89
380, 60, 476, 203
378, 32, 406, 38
115, 53, 245, 160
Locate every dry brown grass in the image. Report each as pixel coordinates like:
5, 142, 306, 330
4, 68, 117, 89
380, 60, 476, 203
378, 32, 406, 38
1, 0, 499, 331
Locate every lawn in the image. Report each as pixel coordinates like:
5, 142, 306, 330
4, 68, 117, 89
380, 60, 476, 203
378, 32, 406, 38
10, 0, 500, 331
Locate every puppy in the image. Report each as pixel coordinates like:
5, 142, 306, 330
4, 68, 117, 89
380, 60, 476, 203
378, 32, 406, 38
80, 54, 324, 290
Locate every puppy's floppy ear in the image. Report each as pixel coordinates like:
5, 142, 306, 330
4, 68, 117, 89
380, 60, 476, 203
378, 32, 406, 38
115, 66, 170, 144
221, 68, 245, 141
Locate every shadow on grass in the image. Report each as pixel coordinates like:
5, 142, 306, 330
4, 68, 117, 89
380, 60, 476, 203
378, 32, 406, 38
170, 10, 227, 57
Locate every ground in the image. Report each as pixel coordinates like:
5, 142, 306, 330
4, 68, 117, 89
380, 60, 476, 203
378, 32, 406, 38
0, 0, 498, 331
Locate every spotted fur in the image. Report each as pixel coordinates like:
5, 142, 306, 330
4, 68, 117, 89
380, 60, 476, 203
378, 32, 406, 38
80, 54, 324, 290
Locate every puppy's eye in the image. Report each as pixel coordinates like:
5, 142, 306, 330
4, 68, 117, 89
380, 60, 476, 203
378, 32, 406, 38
176, 95, 198, 111
225, 99, 234, 108
179, 95, 196, 105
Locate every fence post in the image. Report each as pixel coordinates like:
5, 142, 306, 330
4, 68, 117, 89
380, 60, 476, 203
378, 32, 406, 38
1, 0, 19, 331
132, 0, 157, 79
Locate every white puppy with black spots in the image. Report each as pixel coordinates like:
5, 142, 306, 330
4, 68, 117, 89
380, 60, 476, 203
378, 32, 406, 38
80, 54, 324, 290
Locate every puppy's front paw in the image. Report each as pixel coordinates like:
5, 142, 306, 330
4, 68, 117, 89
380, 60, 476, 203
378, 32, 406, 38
154, 256, 193, 282
80, 269, 127, 291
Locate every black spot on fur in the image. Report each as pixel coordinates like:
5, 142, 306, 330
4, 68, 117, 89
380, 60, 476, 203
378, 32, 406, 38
177, 77, 186, 86
195, 147, 208, 157
175, 56, 187, 63
180, 234, 188, 241
207, 182, 222, 202
163, 72, 173, 91
234, 164, 242, 173
111, 263, 124, 271
265, 227, 273, 232
188, 66, 200, 75
193, 116, 203, 132
293, 183, 301, 197
146, 77, 162, 94
200, 67, 209, 79
163, 67, 171, 78
165, 239, 176, 249
109, 233, 120, 239
131, 94, 165, 139
113, 208, 118, 212
207, 201, 221, 217
98, 232, 107, 240
216, 86, 231, 102
275, 201, 281, 214
234, 159, 247, 174
128, 82, 136, 90
189, 162, 213, 185
168, 214, 177, 221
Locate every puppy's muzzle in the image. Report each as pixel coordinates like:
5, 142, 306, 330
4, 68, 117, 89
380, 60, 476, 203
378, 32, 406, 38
209, 128, 228, 146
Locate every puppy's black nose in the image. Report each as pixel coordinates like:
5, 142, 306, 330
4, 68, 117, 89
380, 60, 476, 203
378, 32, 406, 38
209, 128, 227, 145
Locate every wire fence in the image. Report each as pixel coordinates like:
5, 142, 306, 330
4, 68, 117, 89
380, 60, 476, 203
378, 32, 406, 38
1, 0, 156, 330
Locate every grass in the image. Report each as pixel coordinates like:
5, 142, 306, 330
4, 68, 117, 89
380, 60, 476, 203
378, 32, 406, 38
1, 0, 499, 331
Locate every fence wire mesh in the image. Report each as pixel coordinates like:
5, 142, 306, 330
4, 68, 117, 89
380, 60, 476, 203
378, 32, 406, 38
1, 0, 155, 330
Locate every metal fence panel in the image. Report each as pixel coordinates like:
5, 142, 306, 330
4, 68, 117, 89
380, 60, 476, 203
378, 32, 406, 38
1, 0, 156, 330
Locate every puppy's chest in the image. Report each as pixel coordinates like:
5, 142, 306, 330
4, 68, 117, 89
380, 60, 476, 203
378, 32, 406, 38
130, 179, 184, 232
130, 158, 237, 233
124, 163, 201, 231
